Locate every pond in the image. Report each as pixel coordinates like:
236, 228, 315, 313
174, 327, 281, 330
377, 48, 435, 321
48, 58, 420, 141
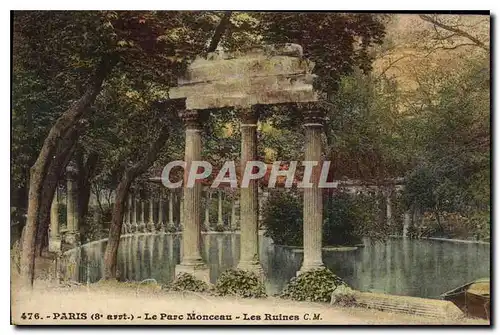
67, 233, 490, 299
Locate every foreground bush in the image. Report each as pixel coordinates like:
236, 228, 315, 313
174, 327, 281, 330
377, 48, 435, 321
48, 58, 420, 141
280, 268, 354, 305
168, 272, 209, 293
215, 269, 267, 298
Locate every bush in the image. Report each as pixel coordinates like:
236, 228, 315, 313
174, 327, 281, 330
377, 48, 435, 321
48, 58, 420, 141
280, 268, 353, 304
263, 190, 364, 247
168, 272, 209, 293
215, 269, 267, 298
263, 190, 303, 246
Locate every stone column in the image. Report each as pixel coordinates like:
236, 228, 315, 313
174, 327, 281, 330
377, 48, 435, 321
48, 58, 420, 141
168, 193, 174, 227
65, 162, 80, 246
237, 108, 263, 274
175, 110, 209, 282
179, 191, 184, 228
217, 189, 223, 227
386, 189, 393, 226
148, 197, 155, 232
49, 188, 62, 252
132, 194, 138, 233
158, 195, 165, 232
204, 189, 211, 228
126, 194, 133, 233
403, 210, 411, 238
299, 108, 324, 274
140, 200, 146, 232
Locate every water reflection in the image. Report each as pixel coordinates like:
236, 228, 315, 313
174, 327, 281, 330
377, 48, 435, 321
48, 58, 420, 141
69, 234, 490, 299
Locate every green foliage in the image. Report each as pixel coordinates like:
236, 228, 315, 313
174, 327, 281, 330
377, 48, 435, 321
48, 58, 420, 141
263, 190, 370, 246
280, 268, 349, 303
262, 190, 303, 246
215, 269, 267, 298
168, 272, 209, 293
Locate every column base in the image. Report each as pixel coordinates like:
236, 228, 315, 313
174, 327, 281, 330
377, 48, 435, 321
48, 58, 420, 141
237, 261, 265, 279
297, 262, 324, 277
175, 262, 210, 283
48, 237, 62, 253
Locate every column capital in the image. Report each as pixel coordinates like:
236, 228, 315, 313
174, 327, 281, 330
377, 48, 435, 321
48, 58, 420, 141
240, 107, 260, 125
302, 109, 325, 127
180, 109, 208, 129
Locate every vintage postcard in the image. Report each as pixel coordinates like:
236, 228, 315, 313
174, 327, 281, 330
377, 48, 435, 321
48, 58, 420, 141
10, 10, 490, 326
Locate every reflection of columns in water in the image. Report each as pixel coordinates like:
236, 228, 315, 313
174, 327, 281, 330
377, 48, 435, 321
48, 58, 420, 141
230, 197, 238, 230
217, 190, 223, 226
217, 236, 223, 266
140, 235, 147, 278
157, 233, 165, 262
204, 190, 211, 228
299, 108, 324, 273
147, 234, 155, 274
238, 108, 262, 274
403, 211, 411, 237
133, 236, 140, 281
168, 235, 174, 263
231, 234, 238, 267
204, 235, 210, 261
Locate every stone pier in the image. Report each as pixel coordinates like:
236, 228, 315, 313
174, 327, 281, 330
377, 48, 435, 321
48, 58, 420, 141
148, 198, 155, 232
217, 190, 224, 227
174, 110, 209, 282
299, 109, 325, 274
168, 193, 175, 227
65, 162, 80, 246
158, 195, 165, 232
49, 188, 62, 252
237, 108, 263, 274
204, 189, 211, 228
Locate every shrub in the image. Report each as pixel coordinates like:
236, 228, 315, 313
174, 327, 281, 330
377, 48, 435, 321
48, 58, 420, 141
215, 269, 267, 298
263, 190, 365, 247
263, 190, 303, 246
280, 268, 350, 303
168, 272, 209, 293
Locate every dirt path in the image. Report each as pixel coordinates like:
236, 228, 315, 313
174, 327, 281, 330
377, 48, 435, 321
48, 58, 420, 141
11, 278, 488, 326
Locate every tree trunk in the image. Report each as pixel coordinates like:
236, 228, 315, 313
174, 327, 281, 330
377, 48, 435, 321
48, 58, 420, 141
103, 125, 170, 280
20, 57, 115, 287
75, 150, 99, 225
35, 126, 78, 255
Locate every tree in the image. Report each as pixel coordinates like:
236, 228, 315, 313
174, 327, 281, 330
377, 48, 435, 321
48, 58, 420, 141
14, 10, 222, 286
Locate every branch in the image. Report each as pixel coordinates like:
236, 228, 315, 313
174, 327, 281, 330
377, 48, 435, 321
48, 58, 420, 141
419, 14, 488, 51
207, 11, 232, 53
